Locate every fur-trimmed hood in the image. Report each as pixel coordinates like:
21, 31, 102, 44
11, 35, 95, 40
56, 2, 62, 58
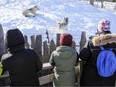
92, 34, 116, 46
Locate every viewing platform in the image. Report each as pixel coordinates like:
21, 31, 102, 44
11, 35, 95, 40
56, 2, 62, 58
0, 62, 81, 86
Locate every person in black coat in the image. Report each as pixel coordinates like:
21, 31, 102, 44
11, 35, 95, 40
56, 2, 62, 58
1, 28, 42, 86
79, 19, 116, 86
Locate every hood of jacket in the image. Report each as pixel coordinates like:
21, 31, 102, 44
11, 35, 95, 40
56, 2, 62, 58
5, 29, 25, 52
55, 46, 76, 60
92, 34, 116, 46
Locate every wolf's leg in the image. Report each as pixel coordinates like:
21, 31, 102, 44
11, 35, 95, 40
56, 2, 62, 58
26, 13, 35, 17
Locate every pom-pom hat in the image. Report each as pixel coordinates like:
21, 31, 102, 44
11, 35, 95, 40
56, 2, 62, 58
98, 19, 110, 33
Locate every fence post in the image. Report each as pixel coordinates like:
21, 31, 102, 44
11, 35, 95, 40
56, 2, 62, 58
50, 39, 56, 55
30, 35, 35, 49
0, 24, 6, 57
79, 31, 86, 51
72, 41, 76, 50
35, 35, 43, 62
79, 31, 87, 84
43, 41, 49, 63
24, 35, 30, 49
56, 33, 61, 47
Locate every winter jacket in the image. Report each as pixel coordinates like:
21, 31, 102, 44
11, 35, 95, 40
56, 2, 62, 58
1, 29, 42, 86
49, 46, 78, 87
79, 34, 116, 86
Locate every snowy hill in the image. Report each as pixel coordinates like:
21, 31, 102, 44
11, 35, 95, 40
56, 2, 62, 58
0, 0, 116, 43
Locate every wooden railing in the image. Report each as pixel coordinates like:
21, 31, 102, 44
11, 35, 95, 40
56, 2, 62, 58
0, 63, 53, 85
0, 61, 81, 86
0, 63, 52, 78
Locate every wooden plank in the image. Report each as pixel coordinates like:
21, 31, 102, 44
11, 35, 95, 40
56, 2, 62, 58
56, 33, 61, 47
50, 39, 56, 55
24, 35, 30, 48
42, 63, 52, 70
79, 31, 86, 51
35, 35, 43, 62
43, 41, 49, 63
0, 24, 6, 56
72, 41, 76, 50
30, 35, 35, 49
79, 31, 86, 83
39, 74, 53, 85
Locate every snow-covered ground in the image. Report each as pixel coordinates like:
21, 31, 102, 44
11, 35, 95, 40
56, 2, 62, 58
0, 0, 116, 44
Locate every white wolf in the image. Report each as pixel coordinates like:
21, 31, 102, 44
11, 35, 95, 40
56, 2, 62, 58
22, 5, 40, 17
58, 17, 68, 30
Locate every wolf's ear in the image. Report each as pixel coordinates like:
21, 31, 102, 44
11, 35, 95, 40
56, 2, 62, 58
66, 18, 68, 22
34, 5, 37, 8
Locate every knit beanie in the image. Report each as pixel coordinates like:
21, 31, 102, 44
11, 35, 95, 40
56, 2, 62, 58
60, 33, 73, 46
98, 19, 110, 33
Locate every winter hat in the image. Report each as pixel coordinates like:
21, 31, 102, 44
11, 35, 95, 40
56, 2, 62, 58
98, 19, 110, 33
60, 33, 73, 46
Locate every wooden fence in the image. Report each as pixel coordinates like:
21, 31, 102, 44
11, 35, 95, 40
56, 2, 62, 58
0, 25, 87, 86
24, 34, 78, 63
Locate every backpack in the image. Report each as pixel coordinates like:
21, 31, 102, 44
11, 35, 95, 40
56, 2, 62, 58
97, 46, 116, 77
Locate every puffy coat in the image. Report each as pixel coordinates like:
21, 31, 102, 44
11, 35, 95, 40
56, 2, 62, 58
79, 34, 116, 86
1, 29, 42, 86
49, 46, 78, 87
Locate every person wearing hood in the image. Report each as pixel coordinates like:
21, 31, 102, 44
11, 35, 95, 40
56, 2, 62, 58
1, 29, 42, 86
79, 19, 116, 86
49, 33, 79, 87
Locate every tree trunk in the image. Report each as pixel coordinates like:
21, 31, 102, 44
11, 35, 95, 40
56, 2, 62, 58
90, 0, 94, 5
101, 0, 104, 8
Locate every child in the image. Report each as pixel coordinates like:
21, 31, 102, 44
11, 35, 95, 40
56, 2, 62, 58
49, 33, 79, 87
1, 29, 42, 86
80, 19, 116, 86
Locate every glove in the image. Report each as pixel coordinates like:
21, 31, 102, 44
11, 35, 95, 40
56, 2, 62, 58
0, 62, 3, 76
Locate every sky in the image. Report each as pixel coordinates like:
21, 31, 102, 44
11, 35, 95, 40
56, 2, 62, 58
0, 0, 116, 44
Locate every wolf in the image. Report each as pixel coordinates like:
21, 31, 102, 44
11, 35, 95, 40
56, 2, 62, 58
58, 17, 68, 30
22, 5, 39, 17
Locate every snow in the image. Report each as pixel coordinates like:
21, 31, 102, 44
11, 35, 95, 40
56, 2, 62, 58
0, 0, 116, 44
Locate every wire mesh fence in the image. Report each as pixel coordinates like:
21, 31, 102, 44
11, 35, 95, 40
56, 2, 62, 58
79, 0, 116, 12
